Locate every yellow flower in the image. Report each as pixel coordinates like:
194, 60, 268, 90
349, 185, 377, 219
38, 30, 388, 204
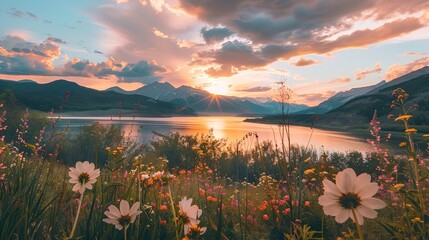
393, 183, 404, 190
423, 134, 429, 138
412, 217, 423, 223
399, 142, 407, 147
405, 128, 417, 133
395, 115, 413, 121
304, 168, 316, 175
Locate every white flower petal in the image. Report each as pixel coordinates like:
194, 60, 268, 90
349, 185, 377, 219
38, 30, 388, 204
356, 205, 378, 219
323, 204, 343, 216
200, 227, 207, 234
76, 161, 83, 171
358, 182, 379, 199
72, 183, 81, 192
336, 169, 356, 193
115, 223, 123, 230
318, 195, 337, 207
354, 173, 371, 193
350, 209, 364, 225
335, 209, 350, 223
108, 205, 122, 219
361, 198, 386, 210
104, 211, 119, 220
120, 200, 130, 215
103, 218, 118, 224
322, 179, 341, 196
130, 202, 140, 215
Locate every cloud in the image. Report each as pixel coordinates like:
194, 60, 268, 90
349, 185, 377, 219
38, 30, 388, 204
236, 86, 271, 92
298, 90, 336, 105
291, 57, 320, 67
0, 35, 167, 83
355, 63, 382, 80
403, 52, 428, 56
46, 37, 67, 44
179, 0, 429, 76
384, 57, 429, 81
8, 8, 38, 20
329, 77, 351, 83
0, 35, 60, 75
62, 58, 167, 83
201, 26, 234, 44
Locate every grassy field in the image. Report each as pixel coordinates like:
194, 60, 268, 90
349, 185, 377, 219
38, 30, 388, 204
1, 88, 429, 240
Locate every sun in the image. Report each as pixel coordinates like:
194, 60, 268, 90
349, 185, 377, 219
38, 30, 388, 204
205, 83, 229, 95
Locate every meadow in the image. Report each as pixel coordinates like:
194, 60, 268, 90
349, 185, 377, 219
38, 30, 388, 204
0, 88, 428, 240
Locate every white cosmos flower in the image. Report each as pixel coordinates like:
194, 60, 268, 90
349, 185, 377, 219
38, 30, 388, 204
103, 200, 142, 230
318, 168, 386, 225
69, 161, 100, 193
178, 197, 206, 235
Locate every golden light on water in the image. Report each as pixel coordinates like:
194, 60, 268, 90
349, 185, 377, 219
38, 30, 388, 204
206, 118, 225, 139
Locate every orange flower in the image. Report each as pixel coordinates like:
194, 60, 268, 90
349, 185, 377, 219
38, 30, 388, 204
159, 205, 168, 211
199, 188, 206, 196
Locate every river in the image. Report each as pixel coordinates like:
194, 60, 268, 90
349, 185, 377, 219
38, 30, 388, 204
57, 116, 372, 153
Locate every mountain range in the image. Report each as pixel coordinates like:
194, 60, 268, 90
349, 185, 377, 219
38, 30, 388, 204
249, 66, 429, 127
0, 79, 196, 116
298, 66, 429, 114
106, 82, 309, 115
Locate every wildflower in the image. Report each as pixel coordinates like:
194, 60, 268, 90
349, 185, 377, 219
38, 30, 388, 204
318, 168, 386, 225
405, 128, 417, 134
304, 201, 310, 207
399, 142, 407, 147
103, 200, 142, 230
263, 214, 269, 221
394, 115, 413, 122
178, 197, 204, 235
304, 168, 316, 175
199, 188, 206, 196
160, 205, 168, 211
69, 161, 100, 194
185, 225, 207, 238
393, 183, 404, 190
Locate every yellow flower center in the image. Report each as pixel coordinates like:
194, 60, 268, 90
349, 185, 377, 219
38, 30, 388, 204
78, 172, 90, 184
338, 193, 361, 209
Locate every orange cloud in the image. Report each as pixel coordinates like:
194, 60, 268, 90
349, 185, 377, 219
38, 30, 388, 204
355, 63, 382, 80
384, 57, 429, 81
291, 57, 320, 67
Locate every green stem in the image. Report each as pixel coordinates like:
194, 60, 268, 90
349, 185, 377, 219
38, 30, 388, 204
351, 208, 364, 240
167, 185, 179, 240
123, 224, 128, 240
68, 189, 85, 239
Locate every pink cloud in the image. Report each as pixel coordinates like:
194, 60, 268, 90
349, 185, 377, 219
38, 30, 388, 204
355, 63, 382, 80
384, 57, 429, 81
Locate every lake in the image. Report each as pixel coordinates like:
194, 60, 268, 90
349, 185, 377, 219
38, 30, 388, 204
57, 116, 372, 153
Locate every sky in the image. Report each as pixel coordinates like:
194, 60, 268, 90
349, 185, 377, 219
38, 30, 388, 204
0, 0, 429, 106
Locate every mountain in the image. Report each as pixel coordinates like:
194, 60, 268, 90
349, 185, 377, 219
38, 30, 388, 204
298, 81, 386, 114
104, 81, 309, 115
132, 81, 176, 99
0, 79, 196, 116
366, 66, 429, 95
105, 86, 130, 95
249, 67, 429, 128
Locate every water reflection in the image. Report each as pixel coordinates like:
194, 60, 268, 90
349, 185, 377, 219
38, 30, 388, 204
58, 116, 371, 153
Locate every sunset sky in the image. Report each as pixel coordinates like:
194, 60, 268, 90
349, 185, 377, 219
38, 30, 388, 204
1, 0, 429, 106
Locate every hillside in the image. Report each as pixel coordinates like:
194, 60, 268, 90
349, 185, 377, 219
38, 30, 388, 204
0, 79, 196, 116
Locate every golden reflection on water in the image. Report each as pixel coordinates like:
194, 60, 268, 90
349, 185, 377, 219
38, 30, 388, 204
60, 116, 371, 153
